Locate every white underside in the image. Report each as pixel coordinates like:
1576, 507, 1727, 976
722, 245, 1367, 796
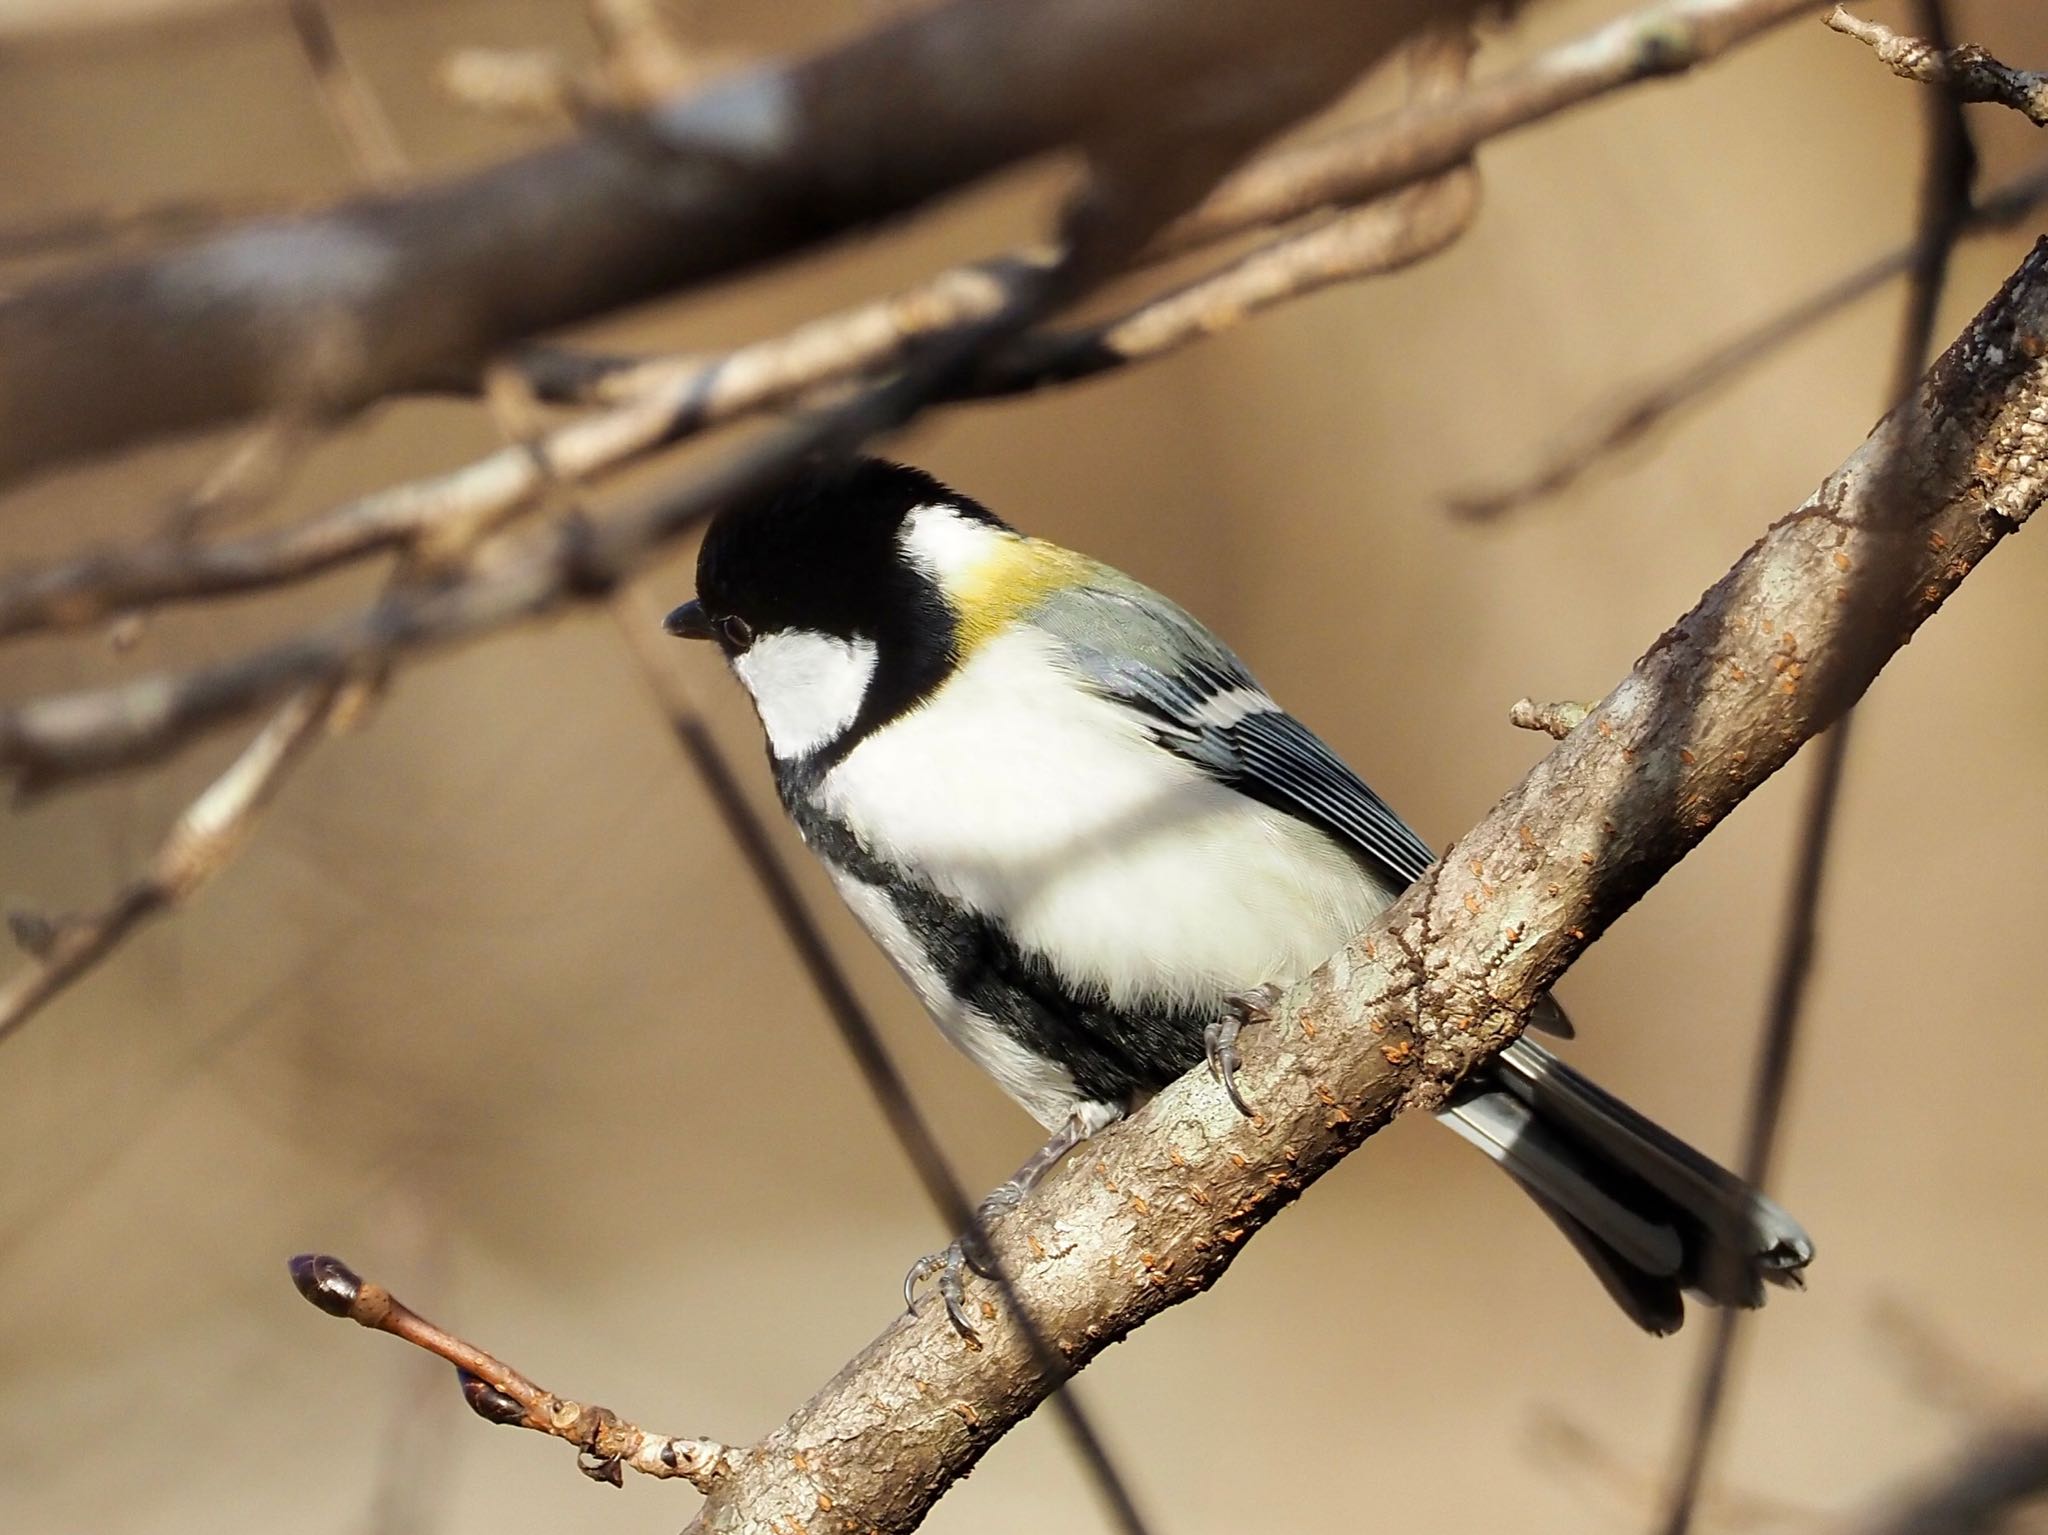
806, 625, 1397, 1124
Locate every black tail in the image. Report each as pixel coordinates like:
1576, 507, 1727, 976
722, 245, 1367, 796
1439, 1038, 1814, 1334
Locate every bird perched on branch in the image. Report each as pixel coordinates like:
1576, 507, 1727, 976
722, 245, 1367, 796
666, 457, 1813, 1337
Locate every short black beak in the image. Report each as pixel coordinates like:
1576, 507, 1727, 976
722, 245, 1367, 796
663, 600, 715, 640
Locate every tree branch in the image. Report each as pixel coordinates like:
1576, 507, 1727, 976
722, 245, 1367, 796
662, 235, 2048, 1534
0, 173, 1470, 647
1153, 0, 1821, 257
293, 240, 2048, 1535
288, 1253, 736, 1492
1448, 154, 2048, 520
0, 0, 1474, 489
1657, 5, 1975, 1526
0, 686, 332, 1045
0, 0, 1823, 659
1828, 5, 2048, 125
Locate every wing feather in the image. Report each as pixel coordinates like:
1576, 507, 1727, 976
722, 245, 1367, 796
1024, 569, 1574, 1039
1026, 575, 1432, 892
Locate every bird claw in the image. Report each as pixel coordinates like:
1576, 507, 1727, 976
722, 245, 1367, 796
904, 1184, 1026, 1342
1206, 984, 1281, 1116
904, 1240, 983, 1342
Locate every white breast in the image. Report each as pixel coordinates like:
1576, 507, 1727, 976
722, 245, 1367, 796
811, 626, 1395, 1013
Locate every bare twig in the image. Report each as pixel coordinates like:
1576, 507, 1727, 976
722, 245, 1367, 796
0, 0, 1817, 651
0, 687, 331, 1045
0, 183, 1473, 779
1828, 5, 2048, 126
1153, 0, 1820, 257
1656, 10, 1975, 1532
1450, 157, 2048, 519
0, 0, 1473, 487
288, 1254, 734, 1492
973, 173, 1480, 396
161, 412, 322, 543
286, 0, 409, 186
637, 237, 2048, 1535
1509, 698, 1593, 739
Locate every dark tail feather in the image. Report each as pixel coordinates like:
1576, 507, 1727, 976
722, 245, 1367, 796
1438, 1038, 1814, 1335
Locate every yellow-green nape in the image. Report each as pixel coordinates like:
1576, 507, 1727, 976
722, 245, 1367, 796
946, 534, 1096, 659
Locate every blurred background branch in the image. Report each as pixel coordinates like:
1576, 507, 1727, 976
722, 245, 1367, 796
0, 0, 1486, 487
290, 236, 2048, 1534
6, 2, 2048, 1533
1657, 5, 1978, 1530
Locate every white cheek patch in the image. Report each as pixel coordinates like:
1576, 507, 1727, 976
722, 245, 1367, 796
732, 629, 879, 760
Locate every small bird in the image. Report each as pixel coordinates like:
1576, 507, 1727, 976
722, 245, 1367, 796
667, 457, 1812, 1337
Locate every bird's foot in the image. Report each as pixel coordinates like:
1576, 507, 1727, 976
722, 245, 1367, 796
1206, 983, 1283, 1116
903, 1182, 1028, 1343
902, 1242, 980, 1340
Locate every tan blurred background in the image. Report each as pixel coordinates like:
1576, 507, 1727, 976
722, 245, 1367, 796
4, 2, 2048, 1532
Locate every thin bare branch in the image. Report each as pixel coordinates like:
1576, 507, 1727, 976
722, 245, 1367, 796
0, 686, 332, 1045
1828, 5, 2048, 125
1154, 0, 1820, 258
0, 0, 1816, 651
626, 237, 2048, 1535
289, 1254, 735, 1492
287, 0, 409, 186
1657, 11, 1975, 1531
0, 0, 1471, 487
973, 174, 1479, 397
1450, 156, 2048, 519
0, 180, 1466, 774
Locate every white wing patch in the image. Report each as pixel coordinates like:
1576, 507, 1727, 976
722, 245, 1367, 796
732, 629, 878, 761
1182, 685, 1276, 730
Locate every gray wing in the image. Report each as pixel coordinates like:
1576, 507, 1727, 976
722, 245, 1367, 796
1026, 574, 1437, 891
1027, 569, 1571, 1038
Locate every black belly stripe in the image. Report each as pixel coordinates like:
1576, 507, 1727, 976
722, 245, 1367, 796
784, 795, 1211, 1105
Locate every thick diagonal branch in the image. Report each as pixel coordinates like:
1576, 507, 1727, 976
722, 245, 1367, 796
677, 241, 2048, 1535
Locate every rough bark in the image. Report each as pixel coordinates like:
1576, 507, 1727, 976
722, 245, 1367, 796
682, 239, 2048, 1535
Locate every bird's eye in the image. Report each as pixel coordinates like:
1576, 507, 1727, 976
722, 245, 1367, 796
718, 615, 754, 653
